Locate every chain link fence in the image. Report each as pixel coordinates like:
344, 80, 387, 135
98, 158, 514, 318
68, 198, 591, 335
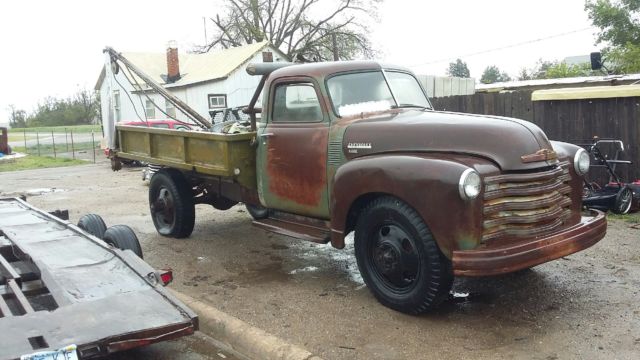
14, 128, 104, 163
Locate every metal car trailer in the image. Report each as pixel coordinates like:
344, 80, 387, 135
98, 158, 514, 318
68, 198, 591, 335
0, 197, 197, 360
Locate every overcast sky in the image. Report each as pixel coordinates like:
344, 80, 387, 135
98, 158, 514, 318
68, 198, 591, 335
0, 0, 598, 124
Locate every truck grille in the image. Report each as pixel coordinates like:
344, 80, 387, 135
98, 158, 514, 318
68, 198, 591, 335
482, 162, 572, 242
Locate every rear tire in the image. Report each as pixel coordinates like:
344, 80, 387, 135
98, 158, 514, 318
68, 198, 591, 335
246, 204, 269, 220
149, 170, 195, 238
77, 214, 107, 239
354, 196, 453, 314
613, 186, 633, 215
103, 225, 143, 258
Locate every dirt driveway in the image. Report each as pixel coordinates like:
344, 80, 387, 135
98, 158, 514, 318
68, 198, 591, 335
1, 163, 638, 360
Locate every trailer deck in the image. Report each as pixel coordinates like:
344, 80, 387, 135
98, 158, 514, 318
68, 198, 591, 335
0, 198, 197, 360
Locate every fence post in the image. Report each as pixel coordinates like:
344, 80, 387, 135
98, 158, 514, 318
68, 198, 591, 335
23, 129, 27, 154
91, 131, 96, 163
51, 131, 56, 158
70, 130, 75, 160
36, 131, 41, 157
65, 127, 69, 152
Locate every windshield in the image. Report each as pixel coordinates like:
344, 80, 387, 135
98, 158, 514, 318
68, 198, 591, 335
326, 70, 431, 117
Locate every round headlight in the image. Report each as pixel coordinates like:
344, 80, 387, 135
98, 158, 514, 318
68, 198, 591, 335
574, 148, 590, 175
459, 169, 482, 200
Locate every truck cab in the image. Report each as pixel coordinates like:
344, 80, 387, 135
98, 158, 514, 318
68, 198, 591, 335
113, 60, 607, 314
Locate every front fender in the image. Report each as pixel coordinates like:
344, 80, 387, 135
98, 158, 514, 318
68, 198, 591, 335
330, 154, 491, 258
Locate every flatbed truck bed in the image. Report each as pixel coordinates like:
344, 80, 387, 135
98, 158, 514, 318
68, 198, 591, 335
0, 198, 198, 360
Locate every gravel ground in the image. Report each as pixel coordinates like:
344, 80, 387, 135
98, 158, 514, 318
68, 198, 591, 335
1, 163, 638, 360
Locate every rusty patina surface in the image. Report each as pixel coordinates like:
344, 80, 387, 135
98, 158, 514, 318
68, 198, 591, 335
115, 60, 607, 277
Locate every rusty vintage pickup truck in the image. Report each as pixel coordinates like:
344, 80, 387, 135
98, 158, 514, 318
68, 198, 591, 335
111, 61, 607, 314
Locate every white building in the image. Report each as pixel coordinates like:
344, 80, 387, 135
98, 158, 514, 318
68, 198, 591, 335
95, 41, 287, 146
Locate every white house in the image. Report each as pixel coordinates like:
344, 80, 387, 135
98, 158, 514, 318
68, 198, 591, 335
95, 41, 287, 146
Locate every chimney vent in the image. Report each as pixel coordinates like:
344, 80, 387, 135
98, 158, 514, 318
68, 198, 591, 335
166, 41, 180, 83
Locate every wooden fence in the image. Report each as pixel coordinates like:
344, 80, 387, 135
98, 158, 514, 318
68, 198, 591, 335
431, 92, 640, 182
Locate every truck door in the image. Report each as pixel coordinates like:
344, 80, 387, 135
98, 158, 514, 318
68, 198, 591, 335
256, 78, 330, 218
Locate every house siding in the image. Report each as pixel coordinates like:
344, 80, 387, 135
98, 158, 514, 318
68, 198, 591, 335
99, 45, 285, 147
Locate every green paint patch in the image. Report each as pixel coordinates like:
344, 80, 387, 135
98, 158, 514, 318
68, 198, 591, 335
0, 156, 87, 172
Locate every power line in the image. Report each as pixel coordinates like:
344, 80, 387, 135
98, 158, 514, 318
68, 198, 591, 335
410, 27, 595, 67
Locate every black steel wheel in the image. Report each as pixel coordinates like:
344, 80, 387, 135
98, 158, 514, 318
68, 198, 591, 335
613, 186, 633, 215
354, 196, 453, 314
245, 203, 269, 220
103, 225, 143, 258
149, 169, 195, 238
77, 214, 107, 239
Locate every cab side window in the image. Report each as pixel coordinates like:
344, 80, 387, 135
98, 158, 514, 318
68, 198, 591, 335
272, 83, 322, 123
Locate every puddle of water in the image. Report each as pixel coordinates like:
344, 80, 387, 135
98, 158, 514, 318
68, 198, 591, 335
25, 188, 65, 196
289, 266, 319, 274
292, 232, 364, 285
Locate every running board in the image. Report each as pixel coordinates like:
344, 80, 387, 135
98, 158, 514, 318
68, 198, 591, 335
252, 213, 330, 244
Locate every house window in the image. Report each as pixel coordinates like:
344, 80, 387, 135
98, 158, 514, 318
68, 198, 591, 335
113, 90, 121, 122
165, 99, 176, 118
208, 94, 227, 109
145, 99, 156, 119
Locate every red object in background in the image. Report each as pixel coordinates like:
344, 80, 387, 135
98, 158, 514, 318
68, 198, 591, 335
121, 120, 192, 130
0, 127, 10, 154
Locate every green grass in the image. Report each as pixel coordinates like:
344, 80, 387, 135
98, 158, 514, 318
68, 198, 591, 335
7, 133, 36, 142
607, 212, 640, 223
10, 125, 101, 134
13, 141, 98, 154
0, 155, 87, 172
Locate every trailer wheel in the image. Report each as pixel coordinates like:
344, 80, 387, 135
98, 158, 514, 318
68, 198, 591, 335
354, 196, 453, 315
149, 170, 195, 238
77, 214, 107, 239
103, 225, 143, 258
245, 204, 268, 220
613, 186, 633, 215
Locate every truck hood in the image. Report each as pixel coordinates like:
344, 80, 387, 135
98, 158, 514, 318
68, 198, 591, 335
342, 110, 557, 171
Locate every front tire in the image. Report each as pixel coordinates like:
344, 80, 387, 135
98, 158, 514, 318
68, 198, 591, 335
149, 170, 195, 238
354, 196, 453, 314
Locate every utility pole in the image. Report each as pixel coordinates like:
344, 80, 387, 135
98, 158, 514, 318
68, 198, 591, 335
332, 33, 339, 61
203, 17, 208, 45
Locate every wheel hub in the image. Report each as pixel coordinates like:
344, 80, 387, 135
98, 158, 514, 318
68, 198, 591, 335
152, 187, 175, 226
370, 225, 420, 290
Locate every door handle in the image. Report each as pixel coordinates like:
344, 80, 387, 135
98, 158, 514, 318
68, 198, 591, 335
260, 133, 274, 138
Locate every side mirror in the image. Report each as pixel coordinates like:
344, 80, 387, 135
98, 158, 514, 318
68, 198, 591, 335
590, 52, 603, 71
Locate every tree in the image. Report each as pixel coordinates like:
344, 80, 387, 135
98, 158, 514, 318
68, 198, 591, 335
544, 62, 592, 78
25, 89, 100, 127
200, 0, 380, 62
517, 68, 532, 81
446, 59, 470, 78
480, 65, 511, 84
8, 105, 27, 128
585, 0, 640, 72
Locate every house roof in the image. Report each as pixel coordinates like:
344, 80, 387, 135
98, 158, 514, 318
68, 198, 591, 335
476, 73, 640, 93
532, 84, 640, 101
95, 41, 287, 90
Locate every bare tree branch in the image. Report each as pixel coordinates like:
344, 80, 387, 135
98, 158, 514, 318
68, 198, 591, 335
197, 0, 379, 61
